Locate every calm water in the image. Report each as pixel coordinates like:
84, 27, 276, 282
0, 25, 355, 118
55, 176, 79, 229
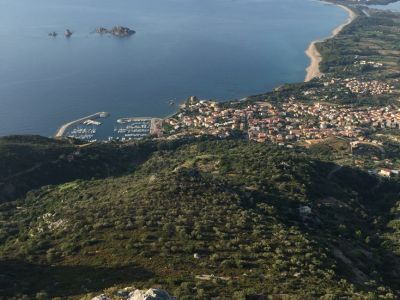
0, 0, 348, 136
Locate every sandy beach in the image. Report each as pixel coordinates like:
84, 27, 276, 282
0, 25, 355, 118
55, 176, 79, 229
304, 4, 357, 82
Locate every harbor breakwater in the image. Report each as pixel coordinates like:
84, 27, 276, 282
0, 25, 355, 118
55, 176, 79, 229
54, 112, 109, 138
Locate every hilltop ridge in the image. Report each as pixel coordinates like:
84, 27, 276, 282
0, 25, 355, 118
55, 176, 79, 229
0, 136, 399, 299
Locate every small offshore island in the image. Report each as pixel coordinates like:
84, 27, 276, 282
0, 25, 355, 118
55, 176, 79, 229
95, 26, 136, 37
47, 26, 135, 38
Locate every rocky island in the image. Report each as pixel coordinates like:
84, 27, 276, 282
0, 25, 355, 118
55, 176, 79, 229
64, 29, 73, 37
95, 26, 136, 37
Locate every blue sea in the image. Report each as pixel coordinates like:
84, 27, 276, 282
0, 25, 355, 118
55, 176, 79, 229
0, 0, 348, 136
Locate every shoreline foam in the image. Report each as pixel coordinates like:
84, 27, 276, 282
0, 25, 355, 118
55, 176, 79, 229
304, 3, 357, 82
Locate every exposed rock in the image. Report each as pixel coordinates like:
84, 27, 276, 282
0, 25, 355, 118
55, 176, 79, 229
91, 294, 111, 300
115, 286, 136, 298
195, 274, 230, 281
64, 29, 73, 37
128, 288, 176, 300
95, 26, 136, 37
116, 290, 130, 298
96, 27, 108, 34
110, 26, 136, 37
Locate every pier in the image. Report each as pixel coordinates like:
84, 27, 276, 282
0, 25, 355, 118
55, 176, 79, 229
54, 112, 109, 138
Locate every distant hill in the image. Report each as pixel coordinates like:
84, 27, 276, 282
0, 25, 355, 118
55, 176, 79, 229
0, 137, 399, 299
0, 135, 163, 203
331, 0, 399, 5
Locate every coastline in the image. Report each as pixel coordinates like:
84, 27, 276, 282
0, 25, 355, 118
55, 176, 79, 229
40, 2, 356, 139
304, 3, 357, 82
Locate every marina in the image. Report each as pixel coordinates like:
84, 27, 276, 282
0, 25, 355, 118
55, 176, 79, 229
67, 125, 98, 141
112, 117, 163, 141
54, 112, 109, 139
55, 113, 163, 142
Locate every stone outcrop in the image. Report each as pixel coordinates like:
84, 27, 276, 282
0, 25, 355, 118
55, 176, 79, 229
128, 289, 176, 300
64, 29, 73, 37
110, 26, 136, 37
91, 294, 111, 300
95, 27, 109, 34
95, 26, 136, 37
91, 288, 175, 300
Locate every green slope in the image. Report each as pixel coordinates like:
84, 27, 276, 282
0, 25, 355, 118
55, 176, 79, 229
0, 135, 165, 203
0, 138, 399, 299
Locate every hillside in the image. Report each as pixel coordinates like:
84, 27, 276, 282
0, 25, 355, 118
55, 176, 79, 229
0, 135, 168, 203
0, 136, 399, 299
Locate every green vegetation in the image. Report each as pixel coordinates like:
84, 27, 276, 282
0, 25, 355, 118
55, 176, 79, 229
0, 135, 166, 203
0, 136, 399, 299
2, 2, 400, 300
316, 7, 400, 103
224, 4, 400, 108
318, 9, 400, 76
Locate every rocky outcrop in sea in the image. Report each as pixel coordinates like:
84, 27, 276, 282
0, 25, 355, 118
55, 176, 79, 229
64, 29, 73, 37
95, 26, 136, 37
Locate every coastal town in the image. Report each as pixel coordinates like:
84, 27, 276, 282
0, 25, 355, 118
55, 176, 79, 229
164, 96, 400, 144
53, 1, 400, 179
162, 94, 400, 177
56, 70, 400, 176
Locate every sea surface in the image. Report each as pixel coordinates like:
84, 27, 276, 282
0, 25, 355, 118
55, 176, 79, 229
0, 0, 348, 137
